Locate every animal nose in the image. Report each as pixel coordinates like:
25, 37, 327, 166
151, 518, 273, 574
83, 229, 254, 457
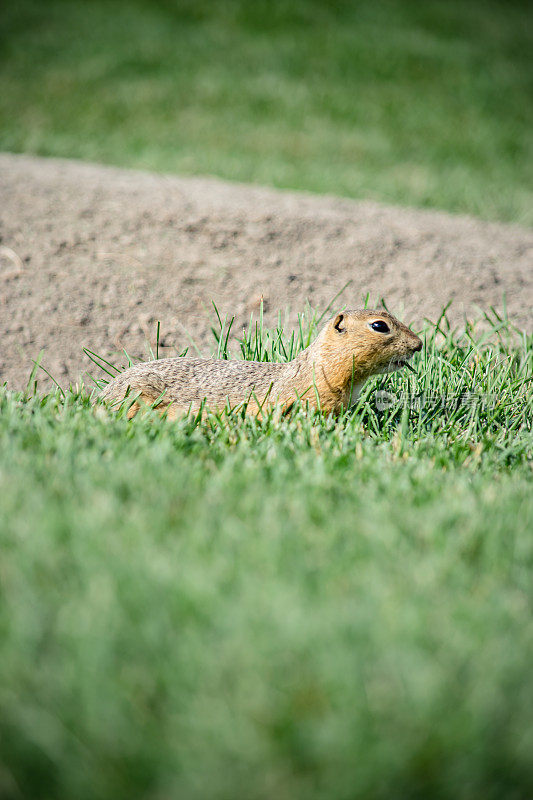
413, 338, 422, 352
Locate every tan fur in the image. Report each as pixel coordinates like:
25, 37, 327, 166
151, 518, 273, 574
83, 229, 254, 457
97, 309, 422, 418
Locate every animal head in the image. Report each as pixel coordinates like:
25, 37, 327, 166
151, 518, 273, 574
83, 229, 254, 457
318, 308, 423, 384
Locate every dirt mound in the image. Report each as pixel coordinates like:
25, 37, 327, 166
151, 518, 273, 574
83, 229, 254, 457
1, 153, 532, 391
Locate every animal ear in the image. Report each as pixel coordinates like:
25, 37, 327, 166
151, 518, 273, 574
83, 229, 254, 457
333, 313, 346, 333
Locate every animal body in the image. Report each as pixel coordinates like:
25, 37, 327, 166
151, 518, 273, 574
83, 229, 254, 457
98, 309, 423, 419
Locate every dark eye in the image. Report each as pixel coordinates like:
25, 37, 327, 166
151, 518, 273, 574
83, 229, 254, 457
371, 320, 390, 333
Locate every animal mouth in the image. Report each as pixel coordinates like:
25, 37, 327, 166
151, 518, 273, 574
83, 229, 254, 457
387, 356, 417, 373
396, 358, 416, 372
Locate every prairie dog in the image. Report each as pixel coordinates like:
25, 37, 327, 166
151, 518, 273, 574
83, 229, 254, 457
98, 309, 422, 418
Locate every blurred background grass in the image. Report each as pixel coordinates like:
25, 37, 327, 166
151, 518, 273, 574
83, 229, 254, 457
1, 0, 532, 224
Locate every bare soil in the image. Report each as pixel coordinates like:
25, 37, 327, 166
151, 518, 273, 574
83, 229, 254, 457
1, 153, 532, 391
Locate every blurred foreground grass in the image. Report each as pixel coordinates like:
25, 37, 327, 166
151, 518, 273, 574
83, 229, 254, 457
0, 307, 532, 799
1, 0, 532, 224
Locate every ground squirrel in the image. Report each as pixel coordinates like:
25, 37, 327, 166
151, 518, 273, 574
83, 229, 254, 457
98, 309, 422, 418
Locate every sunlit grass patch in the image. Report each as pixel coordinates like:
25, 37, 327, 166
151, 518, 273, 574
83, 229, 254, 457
0, 305, 531, 799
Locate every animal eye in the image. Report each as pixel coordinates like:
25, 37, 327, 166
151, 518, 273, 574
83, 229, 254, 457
371, 320, 390, 333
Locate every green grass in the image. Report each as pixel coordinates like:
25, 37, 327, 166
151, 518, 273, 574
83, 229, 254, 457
1, 0, 532, 224
1, 307, 532, 799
